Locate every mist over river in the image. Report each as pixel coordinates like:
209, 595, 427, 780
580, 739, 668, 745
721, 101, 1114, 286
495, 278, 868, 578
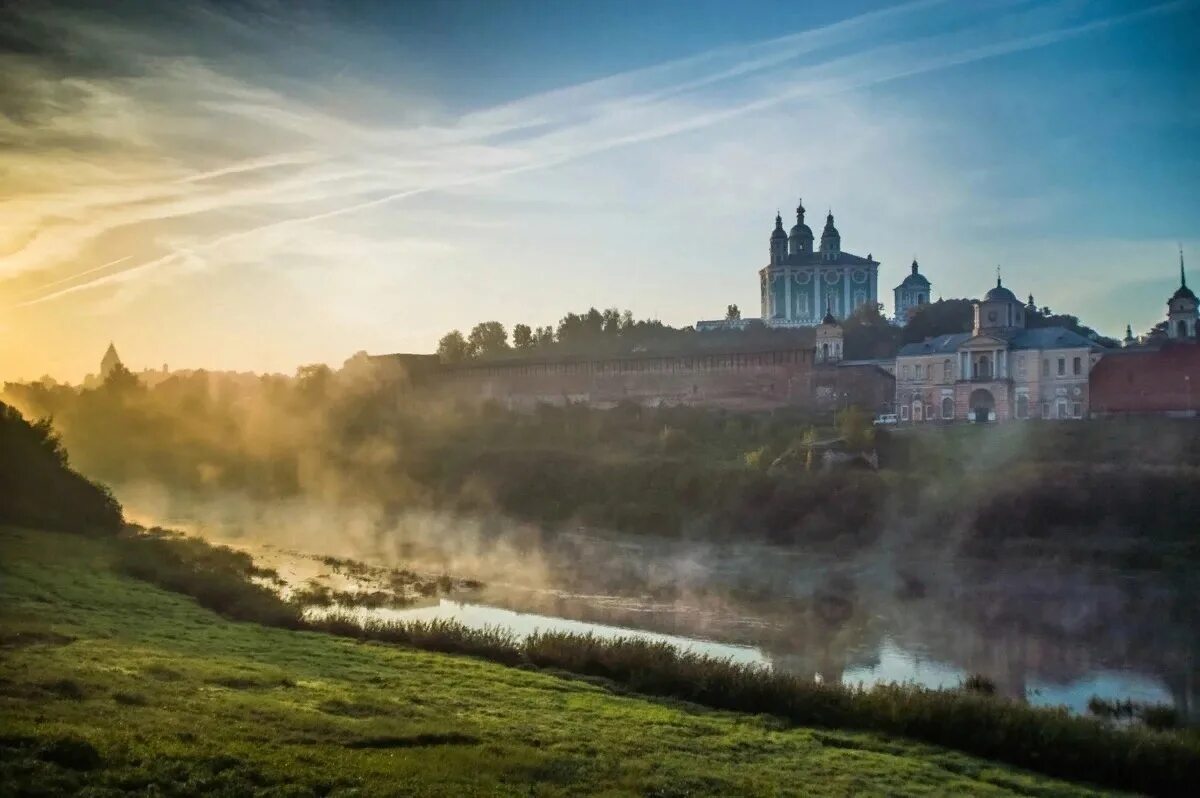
124, 488, 1200, 720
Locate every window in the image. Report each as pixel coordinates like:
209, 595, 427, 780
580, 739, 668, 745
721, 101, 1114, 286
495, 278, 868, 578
1057, 358, 1065, 376
942, 396, 954, 419
1072, 402, 1082, 419
902, 365, 910, 379
915, 364, 923, 379
943, 359, 952, 381
1041, 402, 1050, 418
913, 402, 923, 421
1073, 356, 1082, 376
1017, 356, 1026, 378
1016, 395, 1029, 419
900, 405, 910, 421
1042, 359, 1049, 377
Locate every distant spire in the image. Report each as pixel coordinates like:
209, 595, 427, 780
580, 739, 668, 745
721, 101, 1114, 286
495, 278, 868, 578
1125, 323, 1134, 341
911, 258, 919, 275
796, 198, 805, 222
1181, 245, 1188, 289
996, 265, 1002, 288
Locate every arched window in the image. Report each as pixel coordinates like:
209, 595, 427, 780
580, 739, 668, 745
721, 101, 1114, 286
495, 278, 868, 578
941, 396, 954, 419
943, 359, 952, 381
821, 343, 829, 361
913, 402, 923, 421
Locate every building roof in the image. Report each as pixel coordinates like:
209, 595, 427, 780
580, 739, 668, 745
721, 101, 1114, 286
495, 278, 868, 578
983, 277, 1019, 303
1171, 284, 1197, 302
763, 251, 877, 268
897, 326, 1096, 357
1007, 327, 1096, 350
897, 333, 972, 357
898, 260, 930, 289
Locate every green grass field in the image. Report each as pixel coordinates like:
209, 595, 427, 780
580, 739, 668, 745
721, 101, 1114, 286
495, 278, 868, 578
0, 526, 1121, 797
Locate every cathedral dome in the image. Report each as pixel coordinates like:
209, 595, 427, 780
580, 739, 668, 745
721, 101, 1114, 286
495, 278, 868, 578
821, 212, 839, 240
900, 259, 930, 287
771, 213, 787, 240
789, 200, 813, 241
985, 278, 1018, 304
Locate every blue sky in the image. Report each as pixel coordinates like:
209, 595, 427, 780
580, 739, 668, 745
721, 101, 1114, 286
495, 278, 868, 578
1, 0, 1197, 380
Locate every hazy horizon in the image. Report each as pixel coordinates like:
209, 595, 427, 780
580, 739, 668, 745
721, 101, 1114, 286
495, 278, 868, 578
2, 0, 1198, 383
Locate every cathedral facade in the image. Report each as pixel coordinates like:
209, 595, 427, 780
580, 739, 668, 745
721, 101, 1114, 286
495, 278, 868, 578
759, 201, 879, 327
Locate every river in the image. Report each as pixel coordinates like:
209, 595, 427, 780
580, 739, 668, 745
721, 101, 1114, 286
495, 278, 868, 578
125, 492, 1199, 720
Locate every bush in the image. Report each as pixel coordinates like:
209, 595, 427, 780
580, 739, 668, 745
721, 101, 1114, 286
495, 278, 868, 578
116, 529, 302, 629
0, 402, 122, 536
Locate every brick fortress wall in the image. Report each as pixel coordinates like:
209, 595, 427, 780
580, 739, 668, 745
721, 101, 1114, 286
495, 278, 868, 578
432, 348, 817, 411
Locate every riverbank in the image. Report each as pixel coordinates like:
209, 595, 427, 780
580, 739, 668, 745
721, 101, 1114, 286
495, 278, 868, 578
0, 526, 1126, 797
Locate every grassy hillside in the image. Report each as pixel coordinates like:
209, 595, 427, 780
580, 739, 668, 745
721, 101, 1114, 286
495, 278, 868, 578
1, 526, 1117, 798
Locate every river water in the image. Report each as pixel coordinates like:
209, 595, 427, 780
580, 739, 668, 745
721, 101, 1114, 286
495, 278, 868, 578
125, 492, 1198, 719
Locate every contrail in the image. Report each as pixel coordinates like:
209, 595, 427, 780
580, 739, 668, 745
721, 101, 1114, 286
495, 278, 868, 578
11, 0, 1187, 308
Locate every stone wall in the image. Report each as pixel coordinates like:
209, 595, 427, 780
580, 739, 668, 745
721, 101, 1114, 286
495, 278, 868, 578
433, 348, 816, 411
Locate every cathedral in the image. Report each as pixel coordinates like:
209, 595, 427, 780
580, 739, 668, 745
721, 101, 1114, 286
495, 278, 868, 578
759, 200, 879, 326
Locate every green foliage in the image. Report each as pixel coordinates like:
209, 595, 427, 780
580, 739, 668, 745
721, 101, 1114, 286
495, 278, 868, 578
0, 401, 122, 536
512, 322, 533, 350
837, 405, 874, 450
8, 527, 1121, 798
901, 298, 974, 343
466, 320, 510, 358
116, 528, 303, 629
842, 301, 901, 359
7, 523, 1190, 796
436, 329, 470, 363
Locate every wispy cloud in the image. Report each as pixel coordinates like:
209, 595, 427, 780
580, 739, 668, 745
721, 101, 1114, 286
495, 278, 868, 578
0, 0, 1189, 315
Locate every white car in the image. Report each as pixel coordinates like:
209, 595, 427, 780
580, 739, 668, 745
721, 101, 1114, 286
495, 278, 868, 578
872, 413, 898, 426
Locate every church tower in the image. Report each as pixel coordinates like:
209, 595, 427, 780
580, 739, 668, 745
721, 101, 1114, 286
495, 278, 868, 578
819, 211, 841, 261
788, 200, 814, 256
973, 273, 1026, 334
893, 258, 932, 323
100, 343, 123, 379
769, 213, 787, 265
1167, 248, 1197, 339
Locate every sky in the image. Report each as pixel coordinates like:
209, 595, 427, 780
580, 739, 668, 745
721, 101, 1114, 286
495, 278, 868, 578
1, 0, 1198, 382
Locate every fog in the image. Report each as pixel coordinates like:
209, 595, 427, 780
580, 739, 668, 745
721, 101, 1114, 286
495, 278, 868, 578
4, 361, 1199, 717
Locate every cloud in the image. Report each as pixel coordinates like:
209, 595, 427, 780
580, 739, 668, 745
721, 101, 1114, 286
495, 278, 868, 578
0, 0, 1189, 326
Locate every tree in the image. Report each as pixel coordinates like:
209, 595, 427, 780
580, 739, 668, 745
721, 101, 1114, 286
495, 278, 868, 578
837, 405, 875, 451
436, 330, 470, 363
534, 326, 555, 347
726, 304, 741, 321
901, 299, 973, 343
100, 362, 142, 396
843, 302, 899, 359
512, 323, 534, 350
467, 321, 509, 358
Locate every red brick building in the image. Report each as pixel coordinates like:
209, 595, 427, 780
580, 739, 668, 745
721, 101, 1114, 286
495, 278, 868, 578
1089, 342, 1200, 417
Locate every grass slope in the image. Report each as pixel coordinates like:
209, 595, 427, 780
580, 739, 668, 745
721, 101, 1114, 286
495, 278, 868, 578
1, 527, 1117, 797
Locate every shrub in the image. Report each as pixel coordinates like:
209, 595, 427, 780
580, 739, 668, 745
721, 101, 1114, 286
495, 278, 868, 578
961, 674, 997, 695
116, 529, 302, 629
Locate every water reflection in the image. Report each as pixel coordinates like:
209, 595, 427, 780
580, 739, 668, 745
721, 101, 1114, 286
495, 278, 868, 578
320, 590, 1180, 717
